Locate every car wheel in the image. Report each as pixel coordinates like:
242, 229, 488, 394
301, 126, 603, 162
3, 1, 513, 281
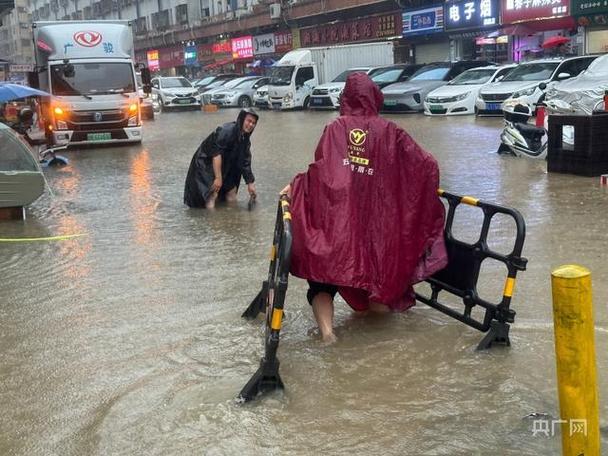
238, 96, 252, 108
474, 106, 479, 116
303, 97, 310, 109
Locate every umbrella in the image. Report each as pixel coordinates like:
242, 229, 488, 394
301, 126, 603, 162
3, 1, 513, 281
0, 83, 50, 102
542, 36, 570, 49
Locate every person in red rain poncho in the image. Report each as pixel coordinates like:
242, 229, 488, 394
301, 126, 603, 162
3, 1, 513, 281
281, 72, 447, 343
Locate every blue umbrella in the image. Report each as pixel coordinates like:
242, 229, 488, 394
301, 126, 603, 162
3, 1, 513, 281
0, 83, 51, 102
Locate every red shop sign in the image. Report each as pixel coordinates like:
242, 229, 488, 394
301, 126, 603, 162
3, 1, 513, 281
274, 31, 293, 53
231, 36, 254, 59
300, 13, 401, 47
501, 0, 569, 24
213, 40, 232, 54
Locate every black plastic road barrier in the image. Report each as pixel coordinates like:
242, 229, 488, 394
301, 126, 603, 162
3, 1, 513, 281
415, 190, 528, 350
238, 196, 292, 402
239, 191, 528, 401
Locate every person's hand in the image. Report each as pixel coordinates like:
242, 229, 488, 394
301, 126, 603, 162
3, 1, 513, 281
212, 177, 222, 193
280, 184, 291, 198
247, 182, 257, 198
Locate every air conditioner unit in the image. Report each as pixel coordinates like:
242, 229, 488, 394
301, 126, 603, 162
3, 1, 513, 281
269, 3, 280, 19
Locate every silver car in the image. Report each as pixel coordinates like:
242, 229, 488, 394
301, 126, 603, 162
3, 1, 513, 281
200, 77, 254, 105
151, 77, 201, 111
211, 77, 270, 108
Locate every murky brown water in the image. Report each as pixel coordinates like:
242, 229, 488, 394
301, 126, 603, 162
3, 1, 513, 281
1, 109, 607, 455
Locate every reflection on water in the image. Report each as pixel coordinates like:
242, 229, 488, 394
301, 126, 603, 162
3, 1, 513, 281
0, 111, 606, 455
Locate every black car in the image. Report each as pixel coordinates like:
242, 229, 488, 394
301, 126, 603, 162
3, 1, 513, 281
369, 64, 425, 89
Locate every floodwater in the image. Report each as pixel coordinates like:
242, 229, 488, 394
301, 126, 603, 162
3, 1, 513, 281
1, 108, 607, 455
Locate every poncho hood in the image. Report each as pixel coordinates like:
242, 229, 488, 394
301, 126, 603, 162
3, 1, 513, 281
339, 72, 384, 117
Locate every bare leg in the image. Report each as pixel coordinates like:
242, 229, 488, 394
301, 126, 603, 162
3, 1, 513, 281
312, 292, 337, 343
225, 187, 238, 203
205, 191, 218, 209
368, 301, 390, 313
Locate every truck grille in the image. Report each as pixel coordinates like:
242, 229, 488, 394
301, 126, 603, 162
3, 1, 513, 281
67, 109, 128, 130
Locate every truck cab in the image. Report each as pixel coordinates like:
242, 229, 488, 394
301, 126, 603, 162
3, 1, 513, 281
32, 21, 144, 146
267, 50, 318, 110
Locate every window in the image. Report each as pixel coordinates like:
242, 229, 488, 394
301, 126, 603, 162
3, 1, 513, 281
554, 58, 595, 80
295, 66, 314, 86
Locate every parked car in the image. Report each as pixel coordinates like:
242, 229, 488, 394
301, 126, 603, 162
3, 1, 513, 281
424, 64, 516, 116
544, 53, 608, 115
194, 73, 240, 93
210, 77, 270, 108
369, 63, 424, 89
151, 77, 201, 111
477, 55, 597, 115
381, 60, 492, 112
201, 76, 258, 105
309, 67, 375, 110
253, 85, 269, 108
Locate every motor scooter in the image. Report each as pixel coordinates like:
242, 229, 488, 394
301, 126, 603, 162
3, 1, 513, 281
498, 102, 547, 159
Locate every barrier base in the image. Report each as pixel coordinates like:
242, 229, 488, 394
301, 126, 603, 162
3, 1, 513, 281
241, 281, 268, 320
476, 321, 511, 350
237, 357, 284, 403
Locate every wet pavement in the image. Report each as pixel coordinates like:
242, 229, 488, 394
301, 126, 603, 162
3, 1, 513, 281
1, 108, 607, 455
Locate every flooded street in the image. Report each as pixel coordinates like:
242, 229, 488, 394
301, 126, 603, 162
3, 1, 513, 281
1, 108, 607, 455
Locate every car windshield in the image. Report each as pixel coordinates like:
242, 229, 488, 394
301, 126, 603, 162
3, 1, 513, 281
50, 62, 135, 96
582, 55, 608, 77
449, 69, 496, 85
331, 69, 365, 82
196, 76, 215, 86
224, 78, 251, 89
161, 78, 192, 88
411, 66, 451, 81
269, 66, 294, 86
502, 62, 560, 81
371, 68, 403, 83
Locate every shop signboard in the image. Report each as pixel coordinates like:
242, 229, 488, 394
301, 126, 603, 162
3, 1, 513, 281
402, 6, 444, 36
212, 41, 232, 54
197, 44, 213, 62
275, 30, 294, 52
9, 64, 34, 72
231, 36, 254, 59
184, 45, 197, 65
147, 49, 159, 71
502, 0, 569, 23
571, 0, 608, 16
300, 13, 401, 46
444, 0, 499, 30
253, 33, 275, 55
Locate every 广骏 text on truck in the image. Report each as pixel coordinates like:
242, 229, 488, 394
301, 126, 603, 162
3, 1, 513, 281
31, 20, 151, 146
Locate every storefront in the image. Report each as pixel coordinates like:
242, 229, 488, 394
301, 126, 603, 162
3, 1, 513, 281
299, 13, 403, 61
443, 0, 508, 62
231, 35, 254, 73
158, 46, 184, 76
206, 40, 234, 73
501, 0, 579, 61
572, 0, 608, 54
402, 5, 450, 63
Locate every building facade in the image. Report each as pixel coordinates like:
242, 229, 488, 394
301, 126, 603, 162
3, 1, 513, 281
0, 0, 34, 67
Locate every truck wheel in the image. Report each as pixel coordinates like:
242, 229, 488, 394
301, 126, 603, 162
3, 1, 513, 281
303, 97, 310, 109
238, 96, 252, 108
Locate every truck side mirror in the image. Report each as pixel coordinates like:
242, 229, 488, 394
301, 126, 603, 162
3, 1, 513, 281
141, 67, 152, 94
28, 71, 39, 89
63, 62, 75, 78
538, 82, 547, 91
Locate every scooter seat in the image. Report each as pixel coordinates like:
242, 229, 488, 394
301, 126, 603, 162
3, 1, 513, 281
515, 123, 545, 136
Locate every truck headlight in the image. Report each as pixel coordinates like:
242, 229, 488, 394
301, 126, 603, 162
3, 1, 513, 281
330, 87, 341, 93
128, 116, 138, 126
283, 92, 293, 101
56, 120, 67, 130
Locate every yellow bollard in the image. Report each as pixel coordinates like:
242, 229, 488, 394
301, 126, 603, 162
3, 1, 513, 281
551, 265, 600, 456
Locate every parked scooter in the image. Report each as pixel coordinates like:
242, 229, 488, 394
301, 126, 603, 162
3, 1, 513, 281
498, 102, 547, 159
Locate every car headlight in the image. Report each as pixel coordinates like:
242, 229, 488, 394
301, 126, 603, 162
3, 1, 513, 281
512, 86, 537, 98
329, 87, 341, 93
455, 91, 471, 101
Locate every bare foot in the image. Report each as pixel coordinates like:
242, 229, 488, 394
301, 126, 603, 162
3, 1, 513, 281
321, 332, 337, 345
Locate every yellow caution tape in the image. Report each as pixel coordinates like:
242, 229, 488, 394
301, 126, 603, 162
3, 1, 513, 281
0, 233, 87, 242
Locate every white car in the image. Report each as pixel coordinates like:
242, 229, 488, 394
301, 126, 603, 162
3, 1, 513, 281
309, 67, 373, 110
477, 56, 597, 115
201, 76, 257, 105
253, 85, 269, 109
424, 65, 515, 116
151, 77, 201, 111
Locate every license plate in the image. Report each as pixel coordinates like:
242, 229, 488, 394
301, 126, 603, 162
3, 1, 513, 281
487, 102, 501, 111
384, 100, 397, 106
87, 132, 111, 141
311, 98, 323, 105
430, 104, 444, 111
272, 103, 281, 110
176, 99, 191, 104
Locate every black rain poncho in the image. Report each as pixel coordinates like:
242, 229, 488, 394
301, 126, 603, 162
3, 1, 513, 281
184, 109, 258, 207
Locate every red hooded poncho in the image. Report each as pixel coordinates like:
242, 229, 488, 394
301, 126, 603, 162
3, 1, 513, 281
289, 72, 447, 311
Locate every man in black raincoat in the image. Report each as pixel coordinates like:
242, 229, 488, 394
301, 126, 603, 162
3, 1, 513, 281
184, 108, 258, 208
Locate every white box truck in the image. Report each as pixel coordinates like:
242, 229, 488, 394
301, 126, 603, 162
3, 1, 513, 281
267, 41, 394, 110
32, 20, 148, 145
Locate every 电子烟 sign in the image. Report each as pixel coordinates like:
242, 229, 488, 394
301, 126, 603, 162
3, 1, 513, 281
444, 0, 499, 30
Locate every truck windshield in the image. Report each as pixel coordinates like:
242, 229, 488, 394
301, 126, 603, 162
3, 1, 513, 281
50, 62, 135, 96
269, 66, 294, 86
